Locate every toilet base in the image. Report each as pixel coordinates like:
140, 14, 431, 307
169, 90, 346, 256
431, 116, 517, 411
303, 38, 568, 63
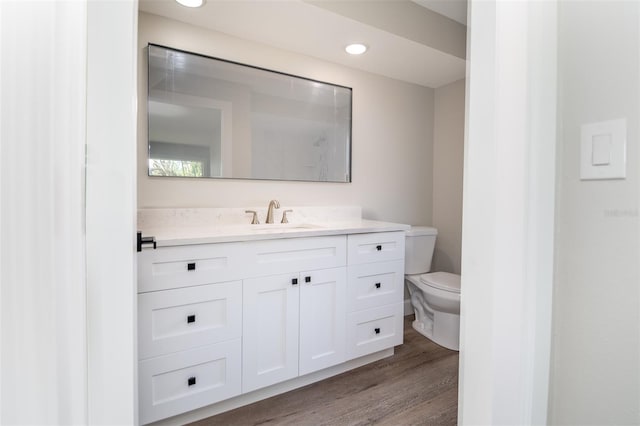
412, 310, 460, 351
406, 275, 460, 351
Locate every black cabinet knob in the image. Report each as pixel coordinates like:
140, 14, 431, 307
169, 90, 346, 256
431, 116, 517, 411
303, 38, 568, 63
375, 282, 381, 289
188, 376, 196, 386
376, 245, 382, 251
292, 278, 298, 285
187, 314, 196, 323
374, 327, 380, 334
305, 276, 311, 283
187, 262, 196, 271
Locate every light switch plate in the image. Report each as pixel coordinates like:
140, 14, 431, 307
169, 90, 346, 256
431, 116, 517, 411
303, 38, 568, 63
580, 118, 626, 180
591, 133, 611, 165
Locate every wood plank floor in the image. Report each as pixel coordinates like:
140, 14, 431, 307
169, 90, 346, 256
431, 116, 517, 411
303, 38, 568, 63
190, 316, 459, 426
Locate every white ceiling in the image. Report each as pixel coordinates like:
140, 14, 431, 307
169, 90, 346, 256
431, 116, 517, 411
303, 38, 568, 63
138, 0, 467, 88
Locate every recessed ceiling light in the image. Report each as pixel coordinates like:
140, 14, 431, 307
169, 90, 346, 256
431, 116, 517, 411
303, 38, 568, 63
175, 0, 205, 8
345, 44, 368, 55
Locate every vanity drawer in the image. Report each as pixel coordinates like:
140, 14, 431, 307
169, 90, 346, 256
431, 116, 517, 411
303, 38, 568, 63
347, 232, 405, 265
139, 340, 241, 425
346, 303, 404, 360
138, 242, 243, 293
347, 260, 404, 312
242, 235, 347, 278
138, 281, 242, 360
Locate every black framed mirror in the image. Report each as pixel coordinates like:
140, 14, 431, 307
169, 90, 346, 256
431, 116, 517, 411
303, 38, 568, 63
147, 44, 352, 182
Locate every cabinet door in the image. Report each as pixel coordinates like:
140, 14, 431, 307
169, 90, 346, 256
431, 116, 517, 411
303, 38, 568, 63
242, 273, 300, 393
299, 268, 347, 376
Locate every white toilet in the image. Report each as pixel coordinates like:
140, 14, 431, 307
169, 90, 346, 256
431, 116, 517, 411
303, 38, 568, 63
405, 226, 461, 351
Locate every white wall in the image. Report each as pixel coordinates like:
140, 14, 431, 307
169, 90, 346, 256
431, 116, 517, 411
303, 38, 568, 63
137, 12, 434, 225
432, 78, 465, 274
549, 2, 640, 424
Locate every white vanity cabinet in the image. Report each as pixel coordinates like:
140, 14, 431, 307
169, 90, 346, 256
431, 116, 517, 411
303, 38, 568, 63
346, 232, 406, 359
242, 267, 347, 393
242, 268, 347, 392
298, 267, 347, 375
137, 241, 244, 293
242, 272, 300, 393
242, 235, 348, 392
137, 242, 244, 425
137, 228, 405, 425
138, 280, 242, 360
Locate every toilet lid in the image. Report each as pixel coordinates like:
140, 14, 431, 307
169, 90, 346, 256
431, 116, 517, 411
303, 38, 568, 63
419, 272, 461, 293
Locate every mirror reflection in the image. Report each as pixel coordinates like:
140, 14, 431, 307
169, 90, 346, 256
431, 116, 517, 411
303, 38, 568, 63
147, 44, 352, 182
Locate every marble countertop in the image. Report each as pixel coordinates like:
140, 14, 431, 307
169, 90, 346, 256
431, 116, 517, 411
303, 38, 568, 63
137, 207, 410, 247
141, 219, 410, 247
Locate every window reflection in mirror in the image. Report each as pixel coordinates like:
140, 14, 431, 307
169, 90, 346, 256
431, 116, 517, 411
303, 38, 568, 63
148, 101, 221, 177
147, 44, 352, 182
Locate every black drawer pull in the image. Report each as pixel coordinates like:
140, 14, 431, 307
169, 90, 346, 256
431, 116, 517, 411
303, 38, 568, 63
376, 245, 382, 251
187, 314, 196, 323
375, 282, 381, 289
374, 327, 381, 334
188, 376, 196, 386
305, 276, 311, 283
187, 262, 196, 271
292, 278, 298, 285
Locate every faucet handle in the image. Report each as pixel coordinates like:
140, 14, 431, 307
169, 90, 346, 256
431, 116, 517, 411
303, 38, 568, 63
245, 210, 260, 224
281, 209, 293, 224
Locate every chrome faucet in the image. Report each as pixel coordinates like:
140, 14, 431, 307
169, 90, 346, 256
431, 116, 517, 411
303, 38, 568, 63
266, 200, 280, 224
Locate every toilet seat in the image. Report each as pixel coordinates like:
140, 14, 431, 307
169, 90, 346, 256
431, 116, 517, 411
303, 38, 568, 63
419, 272, 461, 294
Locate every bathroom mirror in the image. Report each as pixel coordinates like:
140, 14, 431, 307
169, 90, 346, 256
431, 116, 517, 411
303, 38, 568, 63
147, 44, 352, 182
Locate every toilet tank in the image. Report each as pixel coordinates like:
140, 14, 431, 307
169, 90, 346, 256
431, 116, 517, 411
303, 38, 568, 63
405, 226, 438, 275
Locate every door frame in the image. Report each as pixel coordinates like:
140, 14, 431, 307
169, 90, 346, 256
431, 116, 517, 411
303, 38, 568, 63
458, 1, 557, 424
